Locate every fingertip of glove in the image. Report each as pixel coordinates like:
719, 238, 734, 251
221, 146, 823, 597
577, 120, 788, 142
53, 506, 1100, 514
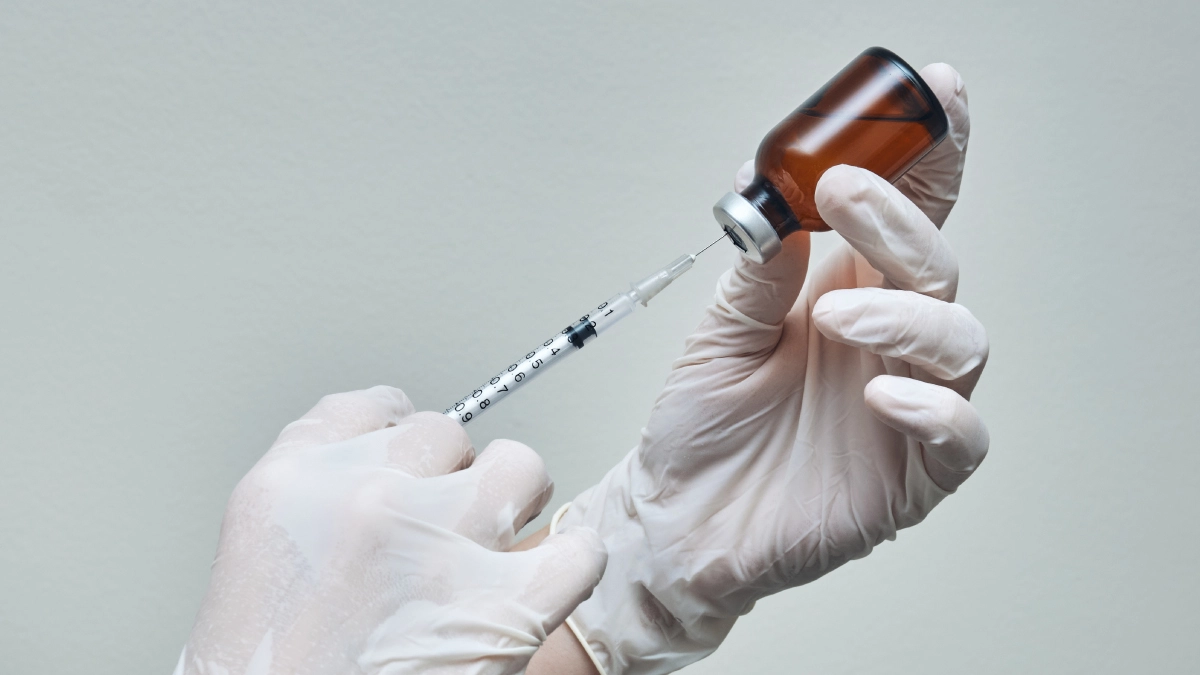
363, 384, 417, 416
734, 159, 755, 192
920, 63, 965, 105
864, 373, 921, 405
364, 383, 410, 402
547, 526, 609, 581
479, 438, 548, 476
815, 164, 877, 219
920, 63, 969, 142
864, 375, 958, 436
810, 293, 836, 333
395, 410, 477, 468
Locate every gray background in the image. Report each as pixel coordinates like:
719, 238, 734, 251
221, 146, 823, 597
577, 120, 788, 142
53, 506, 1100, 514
2, 1, 1197, 672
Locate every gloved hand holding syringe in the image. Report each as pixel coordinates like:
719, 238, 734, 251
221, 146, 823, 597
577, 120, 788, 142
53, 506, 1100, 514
444, 235, 726, 425
446, 45, 953, 428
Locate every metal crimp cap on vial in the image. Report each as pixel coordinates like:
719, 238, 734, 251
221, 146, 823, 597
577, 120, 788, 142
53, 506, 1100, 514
712, 192, 782, 264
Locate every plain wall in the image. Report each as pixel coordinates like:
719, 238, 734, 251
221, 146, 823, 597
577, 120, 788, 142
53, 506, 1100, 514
2, 1, 1197, 672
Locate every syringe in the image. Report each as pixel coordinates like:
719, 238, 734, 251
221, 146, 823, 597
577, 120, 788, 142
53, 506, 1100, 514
443, 248, 713, 425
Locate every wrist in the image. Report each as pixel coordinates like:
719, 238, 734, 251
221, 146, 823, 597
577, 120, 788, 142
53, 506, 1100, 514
526, 624, 601, 675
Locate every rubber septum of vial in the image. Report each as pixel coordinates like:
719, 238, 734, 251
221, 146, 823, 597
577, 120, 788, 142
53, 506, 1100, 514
713, 46, 950, 264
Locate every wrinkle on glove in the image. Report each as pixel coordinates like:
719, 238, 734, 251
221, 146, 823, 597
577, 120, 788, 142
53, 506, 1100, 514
554, 64, 989, 675
177, 392, 607, 675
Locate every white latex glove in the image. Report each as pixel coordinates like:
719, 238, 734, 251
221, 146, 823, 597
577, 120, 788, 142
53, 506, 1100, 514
176, 386, 607, 675
555, 64, 986, 675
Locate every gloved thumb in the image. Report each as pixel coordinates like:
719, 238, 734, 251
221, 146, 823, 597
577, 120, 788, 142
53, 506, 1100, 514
515, 526, 608, 637
685, 160, 808, 362
724, 159, 809, 328
717, 231, 809, 328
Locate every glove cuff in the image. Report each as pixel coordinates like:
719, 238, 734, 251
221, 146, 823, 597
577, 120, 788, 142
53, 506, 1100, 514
550, 503, 611, 675
554, 453, 731, 675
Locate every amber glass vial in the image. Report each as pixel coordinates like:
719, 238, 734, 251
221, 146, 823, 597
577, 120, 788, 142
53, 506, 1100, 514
713, 47, 949, 263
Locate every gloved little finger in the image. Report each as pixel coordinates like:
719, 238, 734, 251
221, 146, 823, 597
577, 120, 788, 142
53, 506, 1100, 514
509, 526, 608, 636
447, 439, 554, 550
816, 165, 958, 302
270, 385, 416, 452
865, 375, 989, 492
894, 63, 970, 228
812, 288, 988, 386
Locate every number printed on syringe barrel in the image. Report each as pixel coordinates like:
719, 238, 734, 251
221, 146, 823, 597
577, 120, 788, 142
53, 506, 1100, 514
445, 292, 637, 425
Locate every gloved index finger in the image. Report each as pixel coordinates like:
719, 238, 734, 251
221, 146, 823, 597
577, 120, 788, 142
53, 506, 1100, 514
815, 164, 959, 301
270, 385, 416, 452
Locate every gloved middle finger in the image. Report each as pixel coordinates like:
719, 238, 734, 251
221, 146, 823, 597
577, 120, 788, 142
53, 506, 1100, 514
812, 287, 988, 384
815, 164, 959, 302
424, 439, 554, 551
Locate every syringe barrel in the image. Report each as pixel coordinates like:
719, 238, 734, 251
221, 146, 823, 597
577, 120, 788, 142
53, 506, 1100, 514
577, 292, 637, 339
444, 291, 636, 425
444, 331, 574, 425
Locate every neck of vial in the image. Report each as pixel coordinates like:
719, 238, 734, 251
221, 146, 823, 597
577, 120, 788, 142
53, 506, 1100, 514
740, 176, 801, 238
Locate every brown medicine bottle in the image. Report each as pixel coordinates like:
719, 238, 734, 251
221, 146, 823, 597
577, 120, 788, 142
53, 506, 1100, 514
713, 47, 949, 263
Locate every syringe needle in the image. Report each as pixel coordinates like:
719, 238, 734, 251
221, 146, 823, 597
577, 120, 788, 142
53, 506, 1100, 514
444, 251, 698, 426
695, 231, 730, 257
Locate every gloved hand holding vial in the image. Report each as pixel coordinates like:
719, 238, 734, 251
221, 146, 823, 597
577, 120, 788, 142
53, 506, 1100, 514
524, 50, 988, 675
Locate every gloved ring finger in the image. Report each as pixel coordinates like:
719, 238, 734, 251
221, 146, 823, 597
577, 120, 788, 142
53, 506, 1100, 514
812, 287, 988, 387
865, 375, 989, 492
